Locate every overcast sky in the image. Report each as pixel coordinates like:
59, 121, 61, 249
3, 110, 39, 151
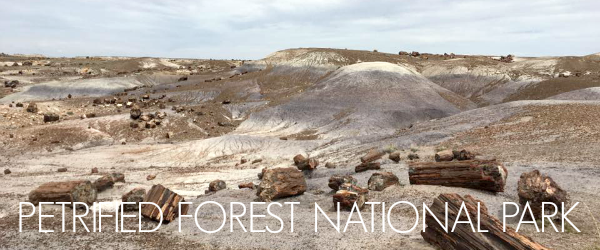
1, 0, 598, 59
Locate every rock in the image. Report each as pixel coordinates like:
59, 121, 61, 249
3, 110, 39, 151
325, 162, 336, 169
368, 172, 400, 191
328, 175, 357, 191
453, 149, 475, 161
355, 162, 381, 173
15, 102, 23, 107
389, 151, 402, 162
411, 51, 420, 57
129, 122, 139, 128
166, 132, 174, 139
4, 169, 11, 175
91, 167, 98, 174
146, 174, 156, 181
125, 101, 134, 108
407, 153, 420, 160
238, 182, 254, 189
222, 100, 231, 104
141, 184, 188, 222
293, 154, 319, 171
121, 188, 146, 211
500, 54, 514, 63
67, 94, 72, 99
518, 170, 569, 219
142, 94, 150, 100
57, 167, 68, 172
26, 102, 38, 113
360, 149, 385, 163
111, 173, 126, 183
217, 121, 233, 127
4, 80, 18, 88
240, 158, 248, 164
140, 114, 151, 121
93, 175, 115, 192
252, 159, 263, 164
409, 160, 507, 192
333, 183, 368, 210
435, 150, 454, 162
256, 167, 307, 201
130, 105, 142, 119
145, 121, 156, 129
208, 179, 226, 192
178, 76, 188, 82
43, 113, 60, 123
9, 134, 14, 138
257, 168, 267, 179
29, 181, 97, 205
398, 51, 409, 56
86, 113, 96, 118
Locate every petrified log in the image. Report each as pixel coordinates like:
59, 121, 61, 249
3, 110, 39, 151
206, 179, 226, 194
333, 183, 369, 210
256, 167, 307, 201
238, 182, 255, 189
360, 149, 385, 163
368, 172, 400, 191
518, 170, 569, 219
389, 151, 402, 163
422, 193, 549, 250
293, 154, 318, 171
355, 162, 381, 173
453, 149, 475, 161
408, 160, 507, 192
29, 180, 97, 205
141, 184, 189, 222
435, 150, 454, 162
93, 175, 114, 192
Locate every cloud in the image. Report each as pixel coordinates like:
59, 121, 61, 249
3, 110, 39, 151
0, 0, 598, 59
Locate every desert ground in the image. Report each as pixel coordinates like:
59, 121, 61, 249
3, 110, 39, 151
1, 48, 600, 249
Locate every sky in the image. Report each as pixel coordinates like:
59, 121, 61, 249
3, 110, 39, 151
0, 0, 599, 59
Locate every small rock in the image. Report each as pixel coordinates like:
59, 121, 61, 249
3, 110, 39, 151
256, 167, 307, 201
57, 167, 68, 172
26, 102, 38, 113
121, 188, 146, 211
208, 179, 226, 193
407, 153, 420, 160
361, 149, 385, 163
166, 132, 174, 139
368, 172, 400, 191
293, 154, 319, 171
4, 169, 11, 175
15, 102, 24, 107
146, 174, 156, 181
129, 122, 139, 128
355, 162, 381, 173
238, 182, 254, 189
91, 167, 98, 174
43, 113, 60, 123
130, 105, 142, 120
252, 159, 263, 164
93, 175, 115, 192
240, 158, 248, 164
389, 151, 402, 163
328, 175, 357, 191
325, 162, 336, 169
333, 183, 368, 210
111, 173, 126, 183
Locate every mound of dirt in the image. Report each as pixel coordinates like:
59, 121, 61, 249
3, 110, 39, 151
237, 62, 469, 138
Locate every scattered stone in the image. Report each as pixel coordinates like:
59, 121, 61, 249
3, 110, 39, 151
141, 184, 189, 222
389, 151, 402, 162
178, 76, 188, 82
86, 113, 96, 118
121, 188, 146, 211
252, 159, 263, 164
146, 174, 156, 181
355, 162, 381, 173
398, 51, 409, 56
93, 98, 103, 104
26, 102, 38, 113
325, 162, 336, 169
368, 172, 400, 191
93, 175, 115, 192
435, 150, 454, 162
453, 149, 475, 161
293, 154, 319, 171
43, 113, 60, 123
407, 153, 420, 160
57, 167, 68, 172
4, 169, 11, 175
333, 183, 368, 210
67, 94, 72, 99
360, 149, 385, 163
4, 80, 19, 88
328, 175, 357, 191
240, 158, 248, 164
207, 179, 227, 193
130, 105, 142, 120
145, 121, 156, 129
142, 94, 150, 99
256, 167, 307, 201
91, 167, 98, 174
499, 54, 514, 63
15, 102, 23, 107
222, 100, 231, 104
238, 182, 254, 189
9, 134, 14, 138
518, 170, 569, 219
28, 180, 97, 205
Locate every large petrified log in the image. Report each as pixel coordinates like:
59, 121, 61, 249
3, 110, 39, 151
518, 170, 569, 219
29, 180, 97, 205
422, 193, 549, 250
141, 184, 189, 222
256, 167, 307, 201
408, 160, 507, 192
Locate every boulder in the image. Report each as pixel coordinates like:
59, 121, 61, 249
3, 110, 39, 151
43, 113, 60, 123
333, 183, 368, 210
355, 162, 381, 173
256, 167, 307, 201
328, 175, 357, 191
29, 180, 97, 205
368, 172, 400, 191
518, 170, 569, 219
121, 188, 146, 211
26, 102, 38, 113
208, 179, 226, 192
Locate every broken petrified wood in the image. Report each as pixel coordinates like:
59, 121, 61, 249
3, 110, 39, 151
238, 182, 255, 189
355, 162, 381, 173
368, 172, 400, 191
256, 167, 307, 201
141, 184, 189, 222
518, 170, 569, 219
388, 151, 402, 163
121, 188, 146, 211
453, 149, 475, 161
293, 154, 319, 171
360, 149, 386, 163
29, 180, 97, 205
434, 150, 454, 162
93, 175, 115, 192
333, 183, 368, 210
207, 179, 226, 193
408, 160, 507, 192
422, 193, 549, 250
328, 175, 357, 191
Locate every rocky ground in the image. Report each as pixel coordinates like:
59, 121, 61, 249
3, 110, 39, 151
1, 49, 600, 249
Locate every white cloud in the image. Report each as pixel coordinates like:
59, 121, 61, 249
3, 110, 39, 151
0, 0, 598, 58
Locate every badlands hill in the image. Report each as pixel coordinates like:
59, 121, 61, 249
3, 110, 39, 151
1, 48, 600, 249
